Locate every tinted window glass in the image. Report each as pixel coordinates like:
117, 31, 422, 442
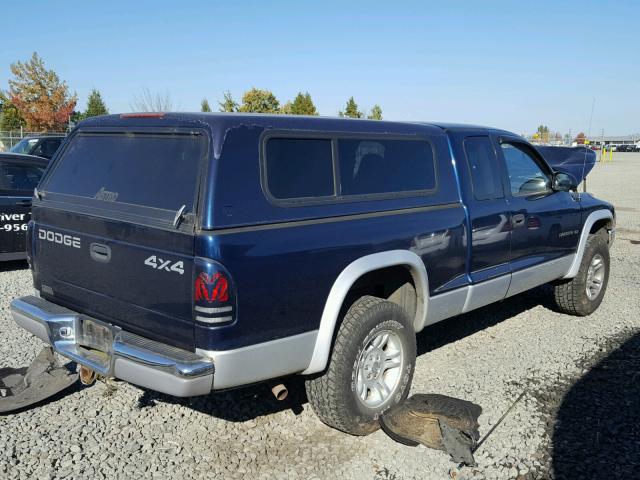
338, 139, 435, 195
463, 137, 503, 200
0, 162, 45, 193
501, 143, 550, 195
265, 138, 334, 199
31, 138, 62, 159
10, 138, 39, 155
44, 133, 206, 212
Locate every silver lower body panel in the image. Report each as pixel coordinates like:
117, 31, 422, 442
11, 295, 319, 396
197, 330, 317, 390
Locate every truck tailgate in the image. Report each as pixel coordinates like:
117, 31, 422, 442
30, 129, 208, 351
33, 207, 195, 350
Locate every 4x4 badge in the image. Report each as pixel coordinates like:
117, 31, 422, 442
144, 255, 184, 275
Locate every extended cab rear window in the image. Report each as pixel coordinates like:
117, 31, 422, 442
43, 132, 206, 212
338, 139, 435, 195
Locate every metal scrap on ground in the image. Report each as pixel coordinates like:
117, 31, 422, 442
0, 347, 78, 414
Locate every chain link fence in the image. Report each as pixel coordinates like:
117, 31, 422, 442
0, 129, 67, 152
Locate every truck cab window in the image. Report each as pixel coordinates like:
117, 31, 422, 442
501, 143, 550, 195
338, 138, 435, 195
463, 137, 504, 200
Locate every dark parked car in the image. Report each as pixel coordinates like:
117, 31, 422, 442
10, 135, 65, 160
616, 144, 640, 153
11, 113, 614, 435
0, 153, 48, 261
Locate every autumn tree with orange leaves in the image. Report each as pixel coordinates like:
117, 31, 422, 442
7, 52, 77, 131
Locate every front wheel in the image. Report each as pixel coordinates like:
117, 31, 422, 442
553, 230, 610, 316
305, 296, 416, 435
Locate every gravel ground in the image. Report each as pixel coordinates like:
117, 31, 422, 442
1, 154, 639, 480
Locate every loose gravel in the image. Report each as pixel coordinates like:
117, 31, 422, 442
1, 154, 639, 480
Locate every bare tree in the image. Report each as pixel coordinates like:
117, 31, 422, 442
129, 88, 173, 112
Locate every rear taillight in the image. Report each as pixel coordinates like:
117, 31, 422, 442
193, 258, 236, 326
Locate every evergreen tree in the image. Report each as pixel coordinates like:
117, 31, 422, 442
239, 88, 280, 113
289, 92, 318, 115
84, 89, 109, 118
280, 101, 293, 114
201, 98, 211, 112
218, 91, 239, 112
367, 104, 383, 120
339, 97, 363, 118
536, 125, 550, 143
69, 111, 83, 125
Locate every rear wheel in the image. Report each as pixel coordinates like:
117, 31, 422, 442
305, 296, 416, 435
553, 230, 610, 316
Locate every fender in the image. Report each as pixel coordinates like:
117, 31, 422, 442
302, 250, 429, 375
563, 209, 613, 279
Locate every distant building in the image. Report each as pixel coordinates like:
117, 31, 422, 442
584, 134, 640, 147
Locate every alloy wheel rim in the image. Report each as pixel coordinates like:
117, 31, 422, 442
355, 330, 403, 409
586, 253, 605, 300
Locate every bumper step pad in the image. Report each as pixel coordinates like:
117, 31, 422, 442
0, 347, 78, 414
380, 394, 482, 466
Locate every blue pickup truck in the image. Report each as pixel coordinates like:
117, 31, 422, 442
11, 113, 614, 435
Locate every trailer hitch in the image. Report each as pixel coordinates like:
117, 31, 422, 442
0, 347, 79, 414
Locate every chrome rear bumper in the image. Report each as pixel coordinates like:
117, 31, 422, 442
10, 295, 214, 397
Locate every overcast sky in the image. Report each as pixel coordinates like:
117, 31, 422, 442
2, 0, 638, 136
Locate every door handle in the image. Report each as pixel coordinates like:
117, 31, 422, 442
17, 200, 32, 207
90, 243, 111, 263
512, 214, 525, 227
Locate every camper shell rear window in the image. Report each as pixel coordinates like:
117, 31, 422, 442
42, 131, 207, 213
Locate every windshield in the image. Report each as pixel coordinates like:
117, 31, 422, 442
10, 138, 39, 154
43, 132, 207, 212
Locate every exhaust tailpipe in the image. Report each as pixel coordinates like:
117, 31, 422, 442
79, 366, 97, 386
271, 383, 288, 401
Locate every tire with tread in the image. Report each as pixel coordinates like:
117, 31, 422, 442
553, 229, 610, 316
305, 295, 416, 435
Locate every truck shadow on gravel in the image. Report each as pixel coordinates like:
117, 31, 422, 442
136, 286, 559, 422
550, 330, 640, 479
416, 285, 556, 356
0, 260, 28, 272
136, 377, 308, 422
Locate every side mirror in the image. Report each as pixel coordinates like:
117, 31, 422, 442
552, 172, 578, 192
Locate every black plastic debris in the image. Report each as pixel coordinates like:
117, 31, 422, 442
380, 394, 482, 466
0, 347, 78, 414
